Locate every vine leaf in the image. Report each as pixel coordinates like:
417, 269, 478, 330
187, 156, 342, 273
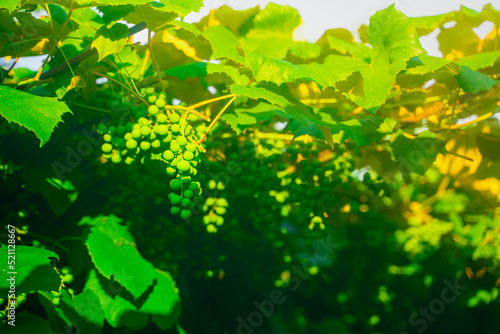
391, 130, 446, 175
457, 50, 500, 70
0, 1, 20, 12
91, 23, 129, 61
0, 246, 61, 295
79, 215, 156, 300
0, 312, 55, 333
0, 86, 72, 147
139, 269, 182, 330
202, 25, 246, 64
221, 103, 289, 135
456, 66, 499, 94
84, 269, 149, 330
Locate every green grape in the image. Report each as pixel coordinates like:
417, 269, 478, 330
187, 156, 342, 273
170, 141, 181, 153
181, 176, 191, 184
158, 93, 167, 100
116, 125, 126, 136
171, 124, 181, 134
163, 150, 175, 161
215, 207, 226, 215
186, 143, 197, 152
178, 161, 190, 172
140, 126, 151, 136
184, 189, 194, 198
140, 141, 151, 150
177, 136, 188, 146
171, 206, 181, 215
126, 139, 137, 149
170, 113, 180, 124
125, 157, 135, 164
103, 134, 112, 142
171, 195, 182, 206
102, 143, 113, 153
111, 154, 121, 163
148, 94, 157, 104
170, 179, 182, 191
155, 98, 166, 108
166, 166, 176, 175
182, 198, 191, 207
184, 151, 194, 160
157, 124, 169, 136
151, 139, 161, 149
188, 113, 198, 122
156, 114, 168, 123
132, 128, 141, 139
149, 105, 160, 115
180, 209, 191, 219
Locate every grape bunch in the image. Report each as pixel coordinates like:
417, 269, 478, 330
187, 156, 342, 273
98, 91, 206, 219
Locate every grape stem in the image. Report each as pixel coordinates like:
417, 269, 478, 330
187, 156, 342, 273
198, 96, 237, 144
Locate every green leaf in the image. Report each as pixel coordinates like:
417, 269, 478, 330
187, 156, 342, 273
0, 246, 61, 295
0, 0, 20, 12
0, 312, 55, 333
322, 116, 398, 147
0, 86, 72, 147
241, 35, 293, 60
97, 5, 135, 24
406, 55, 458, 75
84, 269, 149, 330
247, 53, 363, 89
195, 5, 259, 36
221, 102, 289, 135
231, 83, 329, 138
202, 25, 245, 64
456, 65, 499, 94
165, 62, 247, 85
91, 22, 129, 61
80, 215, 155, 299
58, 289, 105, 334
391, 130, 446, 175
21, 0, 155, 9
288, 42, 321, 60
124, 4, 177, 31
139, 269, 182, 330
457, 50, 500, 70
249, 3, 301, 37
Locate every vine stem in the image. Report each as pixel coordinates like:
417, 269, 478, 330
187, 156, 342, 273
34, 7, 74, 81
148, 32, 165, 91
22, 231, 70, 252
86, 69, 149, 106
197, 96, 237, 144
448, 111, 494, 130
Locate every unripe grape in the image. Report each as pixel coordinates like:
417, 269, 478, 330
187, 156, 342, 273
171, 124, 181, 134
151, 139, 161, 148
115, 138, 126, 148
156, 114, 168, 123
125, 156, 135, 164
188, 113, 198, 122
140, 126, 151, 136
155, 98, 166, 108
177, 160, 190, 172
182, 198, 191, 207
166, 167, 176, 175
157, 124, 169, 136
124, 133, 133, 140
186, 143, 196, 152
138, 117, 150, 126
183, 151, 194, 160
126, 139, 137, 150
171, 206, 180, 215
97, 123, 107, 134
132, 129, 141, 139
102, 143, 113, 153
140, 141, 151, 150
149, 105, 160, 115
180, 209, 191, 219
184, 189, 194, 198
181, 176, 191, 184
177, 136, 187, 146
170, 195, 182, 206
103, 153, 112, 159
170, 141, 181, 153
148, 94, 157, 104
116, 125, 126, 136
170, 179, 182, 191
111, 154, 122, 163
163, 150, 175, 161
158, 93, 167, 100
103, 134, 112, 142
170, 113, 180, 124
215, 207, 226, 215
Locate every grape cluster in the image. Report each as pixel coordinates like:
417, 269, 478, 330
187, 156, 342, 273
98, 91, 206, 219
